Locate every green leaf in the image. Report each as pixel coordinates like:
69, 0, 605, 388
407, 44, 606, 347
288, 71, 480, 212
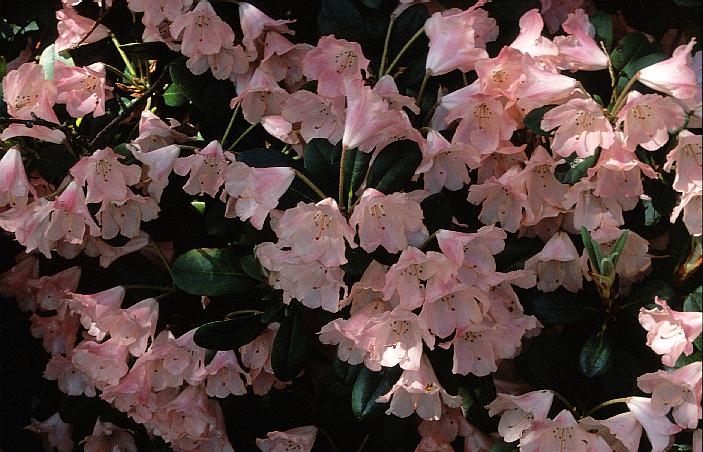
683, 286, 702, 312
119, 41, 177, 62
590, 10, 613, 51
610, 32, 657, 72
271, 309, 310, 381
608, 229, 629, 269
580, 227, 605, 275
171, 248, 256, 296
366, 140, 422, 194
559, 152, 600, 184
193, 315, 267, 351
579, 334, 614, 378
530, 292, 601, 324
622, 52, 668, 79
163, 83, 188, 107
620, 279, 675, 311
490, 439, 519, 452
39, 43, 74, 80
523, 105, 557, 136
351, 365, 403, 419
240, 253, 267, 282
303, 138, 342, 198
346, 148, 372, 206
673, 349, 702, 368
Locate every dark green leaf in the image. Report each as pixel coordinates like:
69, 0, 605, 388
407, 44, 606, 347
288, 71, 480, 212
193, 315, 267, 351
171, 248, 256, 296
346, 148, 372, 206
621, 279, 675, 310
622, 52, 667, 79
163, 83, 187, 107
523, 105, 556, 136
673, 349, 702, 368
559, 152, 600, 184
590, 10, 614, 51
366, 140, 422, 194
490, 439, 519, 452
303, 138, 341, 198
240, 253, 267, 282
530, 292, 601, 324
579, 334, 614, 378
610, 32, 657, 72
580, 226, 605, 275
119, 41, 177, 62
261, 302, 286, 325
351, 365, 403, 419
271, 309, 310, 381
608, 230, 629, 269
683, 286, 702, 312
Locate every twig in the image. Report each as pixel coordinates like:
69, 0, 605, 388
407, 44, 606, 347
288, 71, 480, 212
384, 26, 425, 76
75, 5, 112, 48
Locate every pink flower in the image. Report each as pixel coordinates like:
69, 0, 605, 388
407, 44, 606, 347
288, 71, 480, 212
238, 2, 294, 59
374, 75, 421, 114
424, 2, 497, 75
443, 322, 521, 377
203, 351, 249, 398
664, 131, 702, 193
524, 232, 582, 293
637, 362, 702, 428
272, 198, 355, 266
580, 412, 643, 452
554, 9, 609, 71
639, 297, 702, 366
671, 187, 702, 236
638, 39, 699, 100
83, 232, 150, 268
128, 0, 193, 27
0, 201, 54, 258
350, 189, 427, 253
0, 147, 37, 208
0, 254, 39, 310
417, 406, 475, 451
28, 265, 81, 311
540, 0, 585, 34
240, 323, 290, 395
54, 62, 112, 117
563, 178, 626, 232
26, 413, 74, 452
467, 166, 529, 233
281, 90, 346, 144
486, 390, 554, 442
66, 285, 125, 340
43, 181, 101, 244
476, 143, 527, 183
82, 418, 137, 452
586, 226, 651, 285
416, 129, 480, 193
420, 285, 491, 339
256, 425, 318, 452
131, 144, 180, 202
132, 109, 191, 152
517, 146, 567, 225
626, 397, 683, 452
512, 58, 580, 113
44, 353, 95, 396
447, 93, 518, 152
303, 35, 370, 97
230, 69, 289, 124
542, 97, 615, 158
376, 355, 462, 420
510, 9, 559, 60
173, 140, 229, 196
96, 193, 160, 240
70, 147, 142, 204
101, 298, 159, 357
221, 161, 294, 230
436, 226, 506, 289
55, 7, 110, 52
71, 338, 130, 389
169, 1, 235, 57
474, 47, 527, 99
519, 409, 611, 451
30, 309, 81, 355
617, 92, 686, 151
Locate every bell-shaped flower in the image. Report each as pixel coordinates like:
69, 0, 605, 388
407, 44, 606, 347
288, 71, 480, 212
230, 68, 289, 124
467, 166, 529, 233
637, 361, 702, 429
239, 2, 294, 59
101, 297, 159, 357
71, 338, 130, 389
477, 142, 528, 183
474, 47, 528, 99
564, 178, 626, 232
517, 146, 567, 225
519, 410, 611, 451
510, 9, 559, 61
221, 160, 294, 230
44, 353, 95, 396
513, 58, 580, 113
374, 75, 420, 114
83, 232, 150, 268
26, 413, 74, 452
170, 1, 234, 57
585, 226, 651, 287
256, 426, 318, 452
272, 198, 355, 266
639, 296, 703, 367
30, 309, 81, 355
203, 351, 250, 398
132, 329, 204, 391
281, 90, 346, 144
66, 285, 125, 340
55, 7, 110, 52
416, 129, 480, 193
70, 147, 141, 204
0, 254, 39, 311
43, 181, 101, 244
96, 193, 159, 239
28, 265, 81, 312
448, 94, 518, 152
442, 322, 521, 377
240, 323, 290, 395
350, 189, 427, 253
303, 35, 369, 97
436, 226, 506, 288
420, 285, 491, 339
579, 412, 643, 452
132, 109, 191, 152
524, 231, 582, 293
128, 0, 192, 27
626, 397, 683, 452
671, 186, 702, 236
377, 355, 462, 420
173, 140, 229, 196
417, 406, 475, 451
131, 143, 180, 202
0, 201, 54, 258
554, 9, 609, 71
54, 62, 112, 117
638, 39, 699, 100
664, 131, 702, 193
486, 390, 554, 443
617, 91, 686, 151
0, 147, 37, 208
542, 97, 614, 158
540, 0, 585, 33
82, 418, 137, 452
424, 2, 497, 75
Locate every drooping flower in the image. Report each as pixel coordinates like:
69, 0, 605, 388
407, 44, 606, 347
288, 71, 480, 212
303, 35, 370, 97
101, 298, 159, 357
524, 231, 582, 293
638, 39, 699, 100
639, 297, 702, 367
486, 390, 554, 442
70, 147, 142, 204
203, 351, 250, 398
256, 425, 318, 452
44, 353, 95, 396
66, 285, 125, 340
28, 265, 81, 311
541, 97, 615, 158
554, 9, 609, 71
519, 409, 611, 451
420, 285, 491, 339
281, 90, 346, 144
0, 254, 39, 311
664, 131, 702, 193
447, 93, 518, 152
517, 146, 567, 225
55, 7, 110, 52
169, 1, 235, 57
43, 181, 101, 244
238, 2, 294, 59
71, 338, 130, 389
671, 186, 702, 236
173, 140, 229, 196
230, 68, 289, 124
510, 9, 559, 61
54, 62, 112, 118
240, 323, 289, 395
540, 0, 585, 34
474, 46, 528, 99
26, 413, 74, 452
617, 91, 686, 151
416, 129, 480, 193
467, 166, 529, 233
626, 397, 683, 452
0, 147, 37, 208
637, 361, 702, 429
82, 418, 137, 452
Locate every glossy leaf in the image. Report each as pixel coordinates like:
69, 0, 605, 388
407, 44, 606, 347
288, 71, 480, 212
351, 365, 402, 419
523, 105, 556, 136
366, 140, 422, 194
271, 309, 310, 381
589, 10, 613, 51
580, 227, 605, 275
171, 248, 256, 296
193, 315, 267, 351
579, 334, 614, 378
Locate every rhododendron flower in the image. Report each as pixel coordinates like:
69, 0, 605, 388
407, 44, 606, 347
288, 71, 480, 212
101, 298, 159, 357
639, 297, 702, 366
239, 2, 294, 59
448, 94, 518, 152
637, 361, 702, 428
420, 285, 491, 339
131, 144, 180, 202
617, 92, 686, 151
0, 200, 56, 258
476, 143, 528, 183
83, 232, 150, 268
230, 69, 289, 124
443, 322, 522, 377
187, 43, 249, 80
66, 285, 125, 340
127, 0, 192, 27
486, 390, 554, 442
467, 166, 529, 233
96, 193, 159, 240
671, 187, 702, 236
350, 189, 427, 253
256, 425, 318, 452
132, 110, 191, 152
638, 39, 699, 100
70, 147, 142, 204
26, 413, 74, 452
173, 140, 229, 196
30, 309, 81, 355
519, 409, 611, 451
0, 254, 39, 310
424, 2, 497, 75
512, 58, 580, 113
28, 265, 81, 311
626, 397, 683, 452
664, 131, 702, 193
474, 47, 527, 99
377, 355, 462, 420
44, 353, 95, 396
0, 147, 37, 208
55, 7, 110, 52
374, 75, 420, 114
169, 1, 235, 57
203, 351, 249, 398
542, 97, 615, 158
580, 412, 643, 452
303, 35, 369, 97
510, 9, 558, 61
540, 0, 585, 34
272, 198, 355, 266
43, 181, 101, 244
281, 90, 345, 144
416, 129, 480, 193
524, 231, 582, 293
518, 146, 567, 224
221, 161, 294, 230
240, 323, 289, 395
564, 178, 626, 231
436, 226, 506, 289
417, 406, 477, 451
82, 418, 137, 452
554, 9, 609, 71
71, 338, 130, 389
54, 62, 112, 118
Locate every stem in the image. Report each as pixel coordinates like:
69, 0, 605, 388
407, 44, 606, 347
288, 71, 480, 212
585, 397, 630, 417
552, 391, 577, 413
75, 6, 111, 48
461, 72, 469, 87
123, 284, 174, 292
227, 122, 258, 152
338, 144, 348, 209
356, 433, 371, 452
379, 15, 396, 77
221, 103, 241, 147
419, 230, 438, 251
103, 64, 132, 81
225, 309, 264, 319
384, 25, 425, 76
416, 69, 432, 106
317, 427, 340, 452
110, 33, 137, 78
610, 73, 639, 117
150, 239, 171, 273
600, 41, 617, 104
293, 169, 329, 200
